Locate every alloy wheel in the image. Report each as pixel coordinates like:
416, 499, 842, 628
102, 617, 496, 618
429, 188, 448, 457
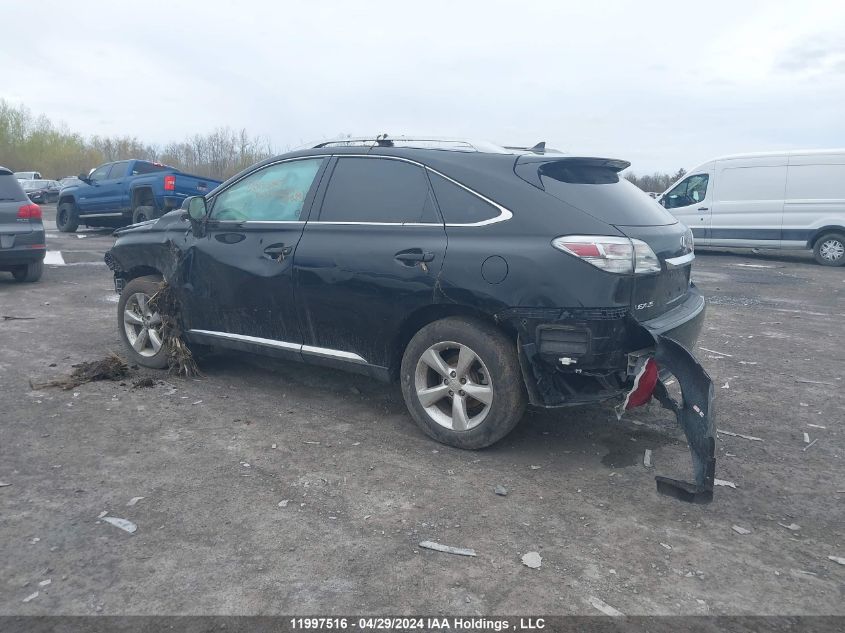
414, 341, 494, 431
123, 292, 163, 357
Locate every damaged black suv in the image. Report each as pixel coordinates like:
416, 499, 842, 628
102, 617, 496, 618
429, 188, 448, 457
106, 137, 716, 502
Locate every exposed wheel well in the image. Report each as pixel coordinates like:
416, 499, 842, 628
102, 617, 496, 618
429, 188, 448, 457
809, 226, 845, 247
58, 195, 76, 208
131, 188, 156, 212
121, 265, 163, 283
388, 303, 514, 381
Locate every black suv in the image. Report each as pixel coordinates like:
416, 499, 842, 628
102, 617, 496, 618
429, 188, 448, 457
0, 167, 46, 282
107, 138, 715, 501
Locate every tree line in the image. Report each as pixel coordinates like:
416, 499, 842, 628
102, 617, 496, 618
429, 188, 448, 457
624, 168, 687, 194
0, 100, 274, 180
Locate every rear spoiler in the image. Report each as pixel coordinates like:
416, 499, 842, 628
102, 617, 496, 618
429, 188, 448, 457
514, 155, 631, 189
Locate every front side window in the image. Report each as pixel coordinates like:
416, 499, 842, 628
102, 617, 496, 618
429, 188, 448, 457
319, 157, 439, 223
211, 158, 323, 222
429, 172, 499, 223
89, 164, 111, 182
664, 174, 709, 209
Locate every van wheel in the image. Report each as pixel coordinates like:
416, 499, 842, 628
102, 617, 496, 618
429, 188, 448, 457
56, 202, 79, 233
400, 316, 526, 449
813, 233, 845, 266
118, 275, 168, 369
132, 206, 155, 224
12, 260, 44, 283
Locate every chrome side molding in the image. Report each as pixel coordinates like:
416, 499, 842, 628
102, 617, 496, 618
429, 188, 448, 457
187, 329, 367, 363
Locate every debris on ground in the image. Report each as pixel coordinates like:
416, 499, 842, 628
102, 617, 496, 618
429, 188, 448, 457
717, 429, 763, 442
132, 377, 155, 389
2, 315, 35, 321
778, 523, 801, 531
587, 596, 624, 616
803, 432, 811, 444
643, 449, 653, 468
278, 500, 289, 508
38, 579, 51, 587
714, 478, 737, 488
803, 439, 818, 451
419, 540, 477, 557
521, 551, 542, 569
126, 496, 144, 507
271, 443, 277, 449
102, 516, 137, 534
699, 347, 732, 357
31, 353, 129, 390
795, 378, 835, 386
148, 281, 201, 377
529, 465, 541, 470
22, 591, 39, 603
494, 485, 508, 496
732, 525, 751, 535
0, 482, 10, 488
829, 556, 845, 565
660, 542, 672, 550
807, 424, 826, 429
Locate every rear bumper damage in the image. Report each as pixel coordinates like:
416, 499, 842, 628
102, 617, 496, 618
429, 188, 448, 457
501, 286, 715, 503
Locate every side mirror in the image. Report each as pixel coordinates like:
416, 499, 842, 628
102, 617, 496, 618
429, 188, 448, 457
186, 196, 208, 221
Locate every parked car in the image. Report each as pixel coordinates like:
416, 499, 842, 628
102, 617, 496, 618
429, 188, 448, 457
56, 159, 222, 233
657, 149, 845, 266
14, 171, 42, 180
106, 137, 716, 502
0, 166, 45, 282
21, 179, 61, 204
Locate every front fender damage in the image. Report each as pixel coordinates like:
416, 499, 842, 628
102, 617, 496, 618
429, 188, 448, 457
622, 331, 716, 503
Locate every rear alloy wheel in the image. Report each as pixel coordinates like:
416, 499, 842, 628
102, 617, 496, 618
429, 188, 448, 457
401, 317, 526, 449
132, 205, 155, 224
117, 275, 168, 369
12, 260, 44, 283
56, 202, 79, 233
813, 233, 845, 266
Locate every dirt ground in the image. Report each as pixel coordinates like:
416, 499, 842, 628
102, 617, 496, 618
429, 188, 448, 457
1, 205, 843, 616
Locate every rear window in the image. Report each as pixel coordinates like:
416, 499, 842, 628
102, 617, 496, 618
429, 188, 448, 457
0, 175, 27, 201
539, 164, 677, 226
132, 161, 170, 175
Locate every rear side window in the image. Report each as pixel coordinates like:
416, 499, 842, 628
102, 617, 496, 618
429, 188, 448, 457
319, 157, 439, 223
108, 161, 130, 179
211, 158, 324, 222
132, 162, 169, 175
429, 172, 499, 224
0, 175, 26, 201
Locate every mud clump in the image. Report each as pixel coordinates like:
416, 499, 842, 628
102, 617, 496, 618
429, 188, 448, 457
32, 353, 129, 390
132, 377, 156, 389
148, 281, 201, 378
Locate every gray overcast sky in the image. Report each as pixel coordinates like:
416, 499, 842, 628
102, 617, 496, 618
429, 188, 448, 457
3, 0, 844, 172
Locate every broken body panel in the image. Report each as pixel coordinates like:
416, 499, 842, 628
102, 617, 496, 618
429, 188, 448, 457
106, 145, 716, 502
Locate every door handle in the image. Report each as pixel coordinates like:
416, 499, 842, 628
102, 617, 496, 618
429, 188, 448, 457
394, 249, 435, 264
263, 244, 293, 261
697, 207, 709, 211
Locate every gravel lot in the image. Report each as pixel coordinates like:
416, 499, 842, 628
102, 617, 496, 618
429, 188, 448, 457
1, 205, 843, 615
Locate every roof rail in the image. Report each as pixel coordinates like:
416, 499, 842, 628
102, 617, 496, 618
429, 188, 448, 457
310, 135, 511, 154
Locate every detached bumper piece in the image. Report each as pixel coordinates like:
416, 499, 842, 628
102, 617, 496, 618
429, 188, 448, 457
650, 335, 716, 504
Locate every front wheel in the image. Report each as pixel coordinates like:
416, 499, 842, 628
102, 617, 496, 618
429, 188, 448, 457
813, 233, 845, 266
117, 275, 168, 369
56, 202, 79, 233
400, 316, 526, 449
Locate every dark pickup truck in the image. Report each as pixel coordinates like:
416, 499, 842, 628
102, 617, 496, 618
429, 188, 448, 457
56, 159, 221, 232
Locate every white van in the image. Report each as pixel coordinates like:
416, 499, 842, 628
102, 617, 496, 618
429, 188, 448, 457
14, 171, 42, 180
657, 149, 845, 266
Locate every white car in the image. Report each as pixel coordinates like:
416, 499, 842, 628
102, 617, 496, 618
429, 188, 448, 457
657, 149, 845, 266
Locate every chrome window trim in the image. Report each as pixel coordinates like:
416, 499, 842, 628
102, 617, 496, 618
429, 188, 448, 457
187, 329, 367, 363
665, 252, 696, 268
310, 154, 513, 228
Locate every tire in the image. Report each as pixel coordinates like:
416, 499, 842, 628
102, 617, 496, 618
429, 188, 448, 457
12, 260, 44, 283
813, 232, 845, 266
56, 202, 79, 233
117, 275, 168, 369
400, 316, 526, 449
132, 205, 155, 224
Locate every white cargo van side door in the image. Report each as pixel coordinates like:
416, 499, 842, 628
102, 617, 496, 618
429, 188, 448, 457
659, 171, 713, 245
784, 153, 845, 250
710, 157, 787, 248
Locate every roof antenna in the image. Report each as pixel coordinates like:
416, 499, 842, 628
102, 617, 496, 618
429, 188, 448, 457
376, 133, 393, 147
529, 141, 546, 153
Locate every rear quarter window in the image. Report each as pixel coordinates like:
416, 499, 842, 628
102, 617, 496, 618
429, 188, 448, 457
132, 162, 170, 175
428, 172, 499, 224
0, 175, 27, 201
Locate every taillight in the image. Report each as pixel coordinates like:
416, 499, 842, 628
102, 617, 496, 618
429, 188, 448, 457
552, 235, 661, 274
17, 203, 42, 220
164, 175, 176, 191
